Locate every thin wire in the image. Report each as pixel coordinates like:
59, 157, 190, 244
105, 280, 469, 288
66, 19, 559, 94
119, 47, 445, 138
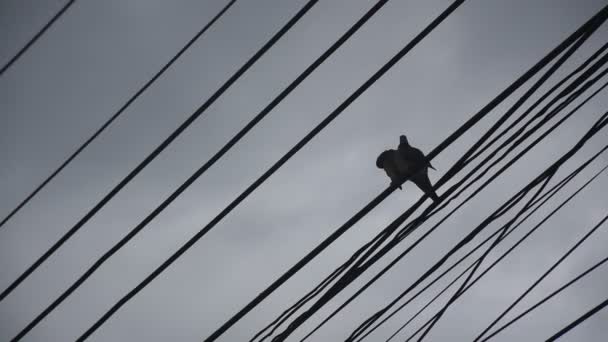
473, 210, 608, 341
482, 254, 608, 341
0, 0, 237, 232
0, 1, 77, 76
545, 297, 608, 341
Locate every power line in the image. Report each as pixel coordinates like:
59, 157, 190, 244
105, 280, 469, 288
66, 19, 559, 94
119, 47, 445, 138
397, 136, 608, 342
473, 210, 608, 341
366, 151, 608, 342
419, 179, 608, 341
263, 26, 608, 342
482, 253, 608, 340
0, 0, 77, 77
74, 1, 470, 340
300, 29, 608, 342
0, 0, 236, 231
545, 295, 608, 341
7, 0, 391, 339
351, 109, 608, 342
9, 1, 320, 340
411, 67, 608, 340
208, 1, 490, 340
3, 0, 315, 311
223, 5, 608, 341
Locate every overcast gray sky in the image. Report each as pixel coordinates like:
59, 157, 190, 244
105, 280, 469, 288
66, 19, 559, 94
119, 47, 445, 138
1, 0, 608, 341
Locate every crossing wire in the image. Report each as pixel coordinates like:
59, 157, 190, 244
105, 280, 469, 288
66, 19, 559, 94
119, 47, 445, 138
213, 5, 608, 341
258, 15, 608, 341
481, 216, 608, 341
413, 76, 608, 341
375, 148, 608, 342
0, 0, 77, 76
301, 29, 608, 342
473, 211, 608, 341
0, 0, 237, 232
398, 113, 608, 342
347, 109, 608, 341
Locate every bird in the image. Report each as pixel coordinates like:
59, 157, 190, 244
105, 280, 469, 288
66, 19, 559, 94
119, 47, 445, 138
376, 149, 404, 189
396, 135, 439, 202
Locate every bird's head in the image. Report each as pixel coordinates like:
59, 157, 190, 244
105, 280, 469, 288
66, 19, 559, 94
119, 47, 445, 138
399, 135, 409, 146
376, 150, 390, 168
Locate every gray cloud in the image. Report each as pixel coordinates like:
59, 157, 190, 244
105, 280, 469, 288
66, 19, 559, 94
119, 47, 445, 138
1, 0, 608, 341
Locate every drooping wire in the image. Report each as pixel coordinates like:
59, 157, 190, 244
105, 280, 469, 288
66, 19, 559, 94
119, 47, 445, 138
0, 0, 77, 77
0, 0, 237, 232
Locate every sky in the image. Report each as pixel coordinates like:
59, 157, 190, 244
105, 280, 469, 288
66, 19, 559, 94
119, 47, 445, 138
1, 0, 608, 341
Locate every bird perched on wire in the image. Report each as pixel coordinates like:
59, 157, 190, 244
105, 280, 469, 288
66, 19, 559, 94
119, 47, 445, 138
376, 135, 439, 202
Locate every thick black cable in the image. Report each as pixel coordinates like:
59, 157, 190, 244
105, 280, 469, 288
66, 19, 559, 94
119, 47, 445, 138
473, 211, 608, 341
0, 1, 76, 77
378, 154, 608, 342
366, 154, 608, 342
545, 296, 608, 341
483, 254, 608, 341
0, 0, 236, 232
9, 0, 391, 337
9, 1, 319, 340
299, 30, 608, 341
349, 110, 608, 341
